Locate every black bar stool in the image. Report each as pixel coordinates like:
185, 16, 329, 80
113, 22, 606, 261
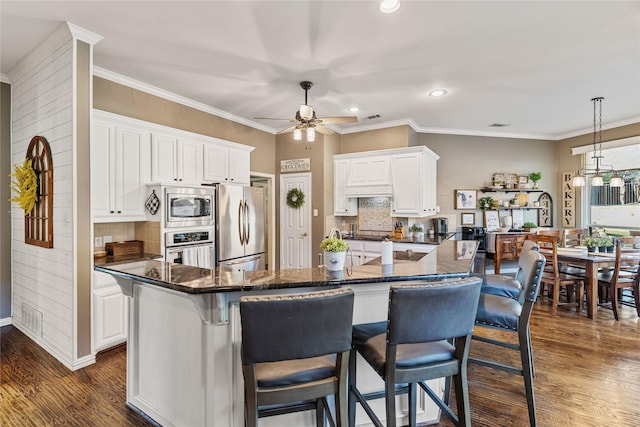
348, 277, 483, 427
470, 250, 546, 427
240, 287, 354, 427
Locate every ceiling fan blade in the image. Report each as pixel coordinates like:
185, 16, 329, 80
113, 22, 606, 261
277, 125, 299, 134
254, 117, 292, 121
314, 125, 335, 135
316, 116, 358, 124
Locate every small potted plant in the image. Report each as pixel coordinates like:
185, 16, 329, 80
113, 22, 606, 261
320, 237, 349, 271
529, 172, 542, 189
596, 236, 614, 253
479, 196, 494, 210
522, 222, 538, 232
409, 224, 424, 240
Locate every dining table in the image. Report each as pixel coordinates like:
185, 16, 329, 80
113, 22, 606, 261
553, 248, 640, 320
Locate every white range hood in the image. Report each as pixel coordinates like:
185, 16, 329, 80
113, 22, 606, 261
343, 156, 393, 198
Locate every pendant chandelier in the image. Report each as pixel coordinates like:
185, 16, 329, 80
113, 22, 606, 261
573, 97, 622, 187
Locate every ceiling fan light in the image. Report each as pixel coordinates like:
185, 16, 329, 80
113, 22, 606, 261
293, 128, 302, 141
379, 0, 400, 13
610, 175, 623, 187
307, 127, 315, 142
299, 104, 314, 120
572, 175, 586, 187
591, 175, 604, 186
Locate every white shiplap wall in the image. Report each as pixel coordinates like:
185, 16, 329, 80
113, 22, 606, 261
9, 24, 77, 367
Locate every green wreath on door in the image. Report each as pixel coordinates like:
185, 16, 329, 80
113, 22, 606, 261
286, 188, 305, 209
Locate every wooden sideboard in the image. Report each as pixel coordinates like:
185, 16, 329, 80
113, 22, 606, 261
487, 232, 532, 274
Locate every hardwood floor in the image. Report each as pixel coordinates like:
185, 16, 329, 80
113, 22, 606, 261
1, 298, 639, 426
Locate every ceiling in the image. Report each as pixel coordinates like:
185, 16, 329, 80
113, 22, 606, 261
2, 1, 640, 140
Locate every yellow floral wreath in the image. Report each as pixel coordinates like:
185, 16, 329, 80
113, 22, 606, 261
286, 188, 305, 209
10, 159, 38, 214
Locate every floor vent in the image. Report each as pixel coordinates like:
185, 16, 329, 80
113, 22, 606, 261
21, 304, 43, 337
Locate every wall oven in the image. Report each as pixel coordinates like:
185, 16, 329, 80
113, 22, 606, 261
165, 229, 215, 268
165, 187, 214, 228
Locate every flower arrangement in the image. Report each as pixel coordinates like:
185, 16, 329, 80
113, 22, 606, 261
320, 237, 349, 252
523, 222, 538, 230
10, 159, 39, 214
582, 236, 613, 248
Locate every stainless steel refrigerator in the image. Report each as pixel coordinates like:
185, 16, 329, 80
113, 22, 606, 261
216, 184, 265, 271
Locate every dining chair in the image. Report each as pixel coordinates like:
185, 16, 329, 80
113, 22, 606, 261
597, 239, 640, 320
240, 287, 354, 427
471, 250, 546, 427
562, 228, 585, 248
528, 234, 585, 315
348, 277, 482, 427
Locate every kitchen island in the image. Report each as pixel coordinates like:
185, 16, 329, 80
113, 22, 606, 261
95, 239, 476, 427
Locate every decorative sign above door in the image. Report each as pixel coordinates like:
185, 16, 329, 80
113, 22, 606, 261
280, 158, 310, 173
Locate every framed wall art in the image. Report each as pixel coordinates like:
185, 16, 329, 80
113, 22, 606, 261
455, 190, 477, 209
461, 212, 475, 225
484, 210, 499, 231
538, 192, 553, 227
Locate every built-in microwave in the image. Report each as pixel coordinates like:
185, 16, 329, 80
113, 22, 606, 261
165, 187, 215, 228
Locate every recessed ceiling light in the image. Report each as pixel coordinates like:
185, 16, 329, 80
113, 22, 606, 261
428, 89, 448, 97
348, 107, 359, 113
379, 0, 400, 14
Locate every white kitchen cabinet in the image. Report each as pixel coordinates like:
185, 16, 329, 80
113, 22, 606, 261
151, 132, 204, 185
334, 159, 357, 216
91, 120, 150, 222
93, 271, 128, 352
203, 144, 251, 185
348, 156, 392, 187
390, 147, 439, 217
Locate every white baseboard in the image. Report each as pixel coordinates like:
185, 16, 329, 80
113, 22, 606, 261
12, 322, 96, 371
0, 317, 12, 327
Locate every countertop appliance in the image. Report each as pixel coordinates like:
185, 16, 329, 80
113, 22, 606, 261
165, 229, 215, 268
432, 217, 448, 235
462, 226, 486, 252
216, 184, 265, 271
165, 186, 214, 228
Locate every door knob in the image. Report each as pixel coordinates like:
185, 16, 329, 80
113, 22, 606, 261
303, 232, 308, 237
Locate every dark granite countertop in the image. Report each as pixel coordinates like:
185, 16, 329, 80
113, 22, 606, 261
94, 240, 476, 295
343, 232, 455, 245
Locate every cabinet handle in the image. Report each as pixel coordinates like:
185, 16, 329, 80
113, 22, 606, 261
173, 178, 178, 181
117, 211, 122, 214
230, 178, 234, 181
110, 210, 114, 213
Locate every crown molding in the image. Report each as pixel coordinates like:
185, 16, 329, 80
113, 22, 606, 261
342, 118, 553, 140
93, 67, 276, 134
66, 22, 103, 45
556, 115, 640, 141
0, 73, 10, 84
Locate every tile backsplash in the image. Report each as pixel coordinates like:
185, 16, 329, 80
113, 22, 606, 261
358, 197, 393, 231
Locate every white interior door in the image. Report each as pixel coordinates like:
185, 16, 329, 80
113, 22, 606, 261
280, 173, 312, 269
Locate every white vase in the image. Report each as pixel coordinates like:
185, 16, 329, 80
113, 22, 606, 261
324, 250, 346, 271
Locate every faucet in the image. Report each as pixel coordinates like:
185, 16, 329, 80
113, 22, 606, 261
328, 227, 342, 240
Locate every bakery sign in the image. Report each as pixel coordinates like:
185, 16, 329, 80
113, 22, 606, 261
562, 171, 575, 228
280, 158, 310, 173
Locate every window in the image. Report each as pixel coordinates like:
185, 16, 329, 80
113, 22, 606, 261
581, 144, 640, 228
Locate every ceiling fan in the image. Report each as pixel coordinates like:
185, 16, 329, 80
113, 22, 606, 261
255, 81, 358, 140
